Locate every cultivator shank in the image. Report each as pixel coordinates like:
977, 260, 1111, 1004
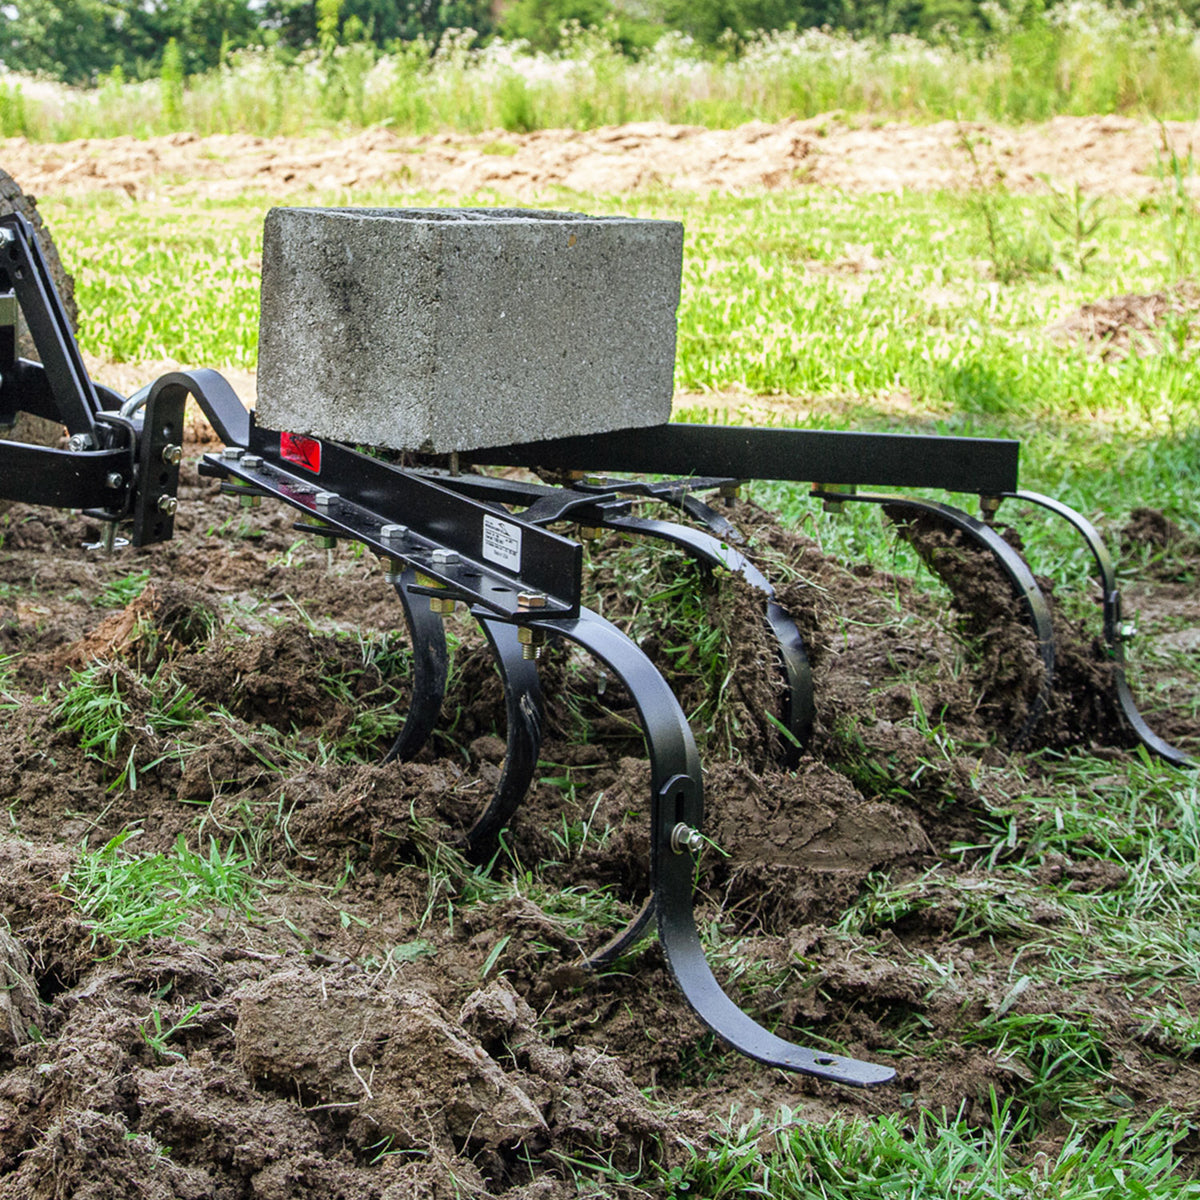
0, 203, 1193, 1091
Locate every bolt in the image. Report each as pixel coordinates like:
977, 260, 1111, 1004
670, 823, 704, 855
431, 548, 460, 568
161, 444, 183, 467
221, 446, 245, 462
517, 626, 546, 661
581, 474, 606, 487
578, 526, 603, 541
1118, 620, 1137, 641
429, 596, 457, 616
380, 523, 409, 547
314, 491, 338, 512
383, 556, 404, 584
979, 494, 1003, 523
719, 482, 742, 506
157, 495, 178, 516
0, 227, 13, 246
517, 591, 547, 610
106, 472, 124, 490
67, 432, 95, 453
240, 454, 263, 470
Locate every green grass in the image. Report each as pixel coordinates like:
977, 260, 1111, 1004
54, 662, 203, 789
65, 829, 262, 946
45, 183, 1200, 463
664, 1102, 1192, 1199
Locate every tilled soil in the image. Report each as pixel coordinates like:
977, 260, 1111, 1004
0, 446, 1195, 1197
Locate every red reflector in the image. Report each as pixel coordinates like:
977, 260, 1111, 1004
281, 432, 321, 473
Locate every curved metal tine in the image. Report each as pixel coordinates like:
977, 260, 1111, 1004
675, 492, 744, 543
606, 514, 815, 762
530, 606, 894, 1086
461, 616, 546, 862
1007, 490, 1196, 769
841, 492, 1057, 749
380, 568, 451, 765
585, 898, 655, 967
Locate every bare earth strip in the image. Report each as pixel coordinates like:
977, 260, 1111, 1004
2, 114, 1198, 201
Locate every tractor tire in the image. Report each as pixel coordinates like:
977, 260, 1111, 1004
0, 167, 78, 450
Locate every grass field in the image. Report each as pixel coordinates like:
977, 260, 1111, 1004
44, 175, 1200, 530
8, 166, 1200, 1194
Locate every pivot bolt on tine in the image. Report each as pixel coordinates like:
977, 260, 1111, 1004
1118, 620, 1138, 640
161, 444, 183, 467
517, 626, 546, 660
383, 557, 404, 585
221, 446, 244, 462
979, 494, 1003, 523
670, 823, 704, 855
314, 491, 339, 513
517, 591, 547, 610
157, 495, 178, 516
105, 472, 124, 490
578, 525, 604, 541
429, 596, 457, 616
241, 455, 263, 470
719, 482, 742, 506
67, 432, 95, 453
380, 523, 409, 548
431, 548, 461, 568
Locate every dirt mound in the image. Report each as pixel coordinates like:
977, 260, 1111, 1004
1048, 283, 1200, 361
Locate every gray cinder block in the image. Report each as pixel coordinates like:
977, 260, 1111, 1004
255, 207, 683, 454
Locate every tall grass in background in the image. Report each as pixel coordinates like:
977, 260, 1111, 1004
1, 0, 1199, 140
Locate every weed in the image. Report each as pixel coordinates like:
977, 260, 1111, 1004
9, 13, 1200, 140
140, 1001, 203, 1060
957, 124, 1053, 283
1153, 123, 1200, 281
1044, 178, 1105, 275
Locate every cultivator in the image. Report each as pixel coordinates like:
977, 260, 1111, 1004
0, 203, 1194, 1090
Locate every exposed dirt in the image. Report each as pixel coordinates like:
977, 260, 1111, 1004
1, 114, 1197, 202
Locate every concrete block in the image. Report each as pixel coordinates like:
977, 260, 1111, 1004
255, 206, 683, 454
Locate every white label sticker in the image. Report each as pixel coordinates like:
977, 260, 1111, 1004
482, 514, 522, 572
